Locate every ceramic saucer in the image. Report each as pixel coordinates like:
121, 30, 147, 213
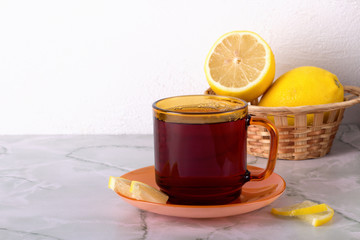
115, 165, 286, 218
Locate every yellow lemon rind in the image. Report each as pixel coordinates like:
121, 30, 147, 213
297, 207, 334, 227
271, 203, 329, 216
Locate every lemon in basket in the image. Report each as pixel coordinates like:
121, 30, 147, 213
204, 31, 275, 102
258, 66, 344, 125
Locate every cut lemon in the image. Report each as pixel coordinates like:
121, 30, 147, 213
130, 181, 169, 204
109, 177, 169, 204
271, 200, 334, 227
204, 31, 275, 102
108, 176, 132, 198
297, 207, 334, 227
271, 200, 329, 216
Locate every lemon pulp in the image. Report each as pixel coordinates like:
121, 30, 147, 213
205, 31, 275, 102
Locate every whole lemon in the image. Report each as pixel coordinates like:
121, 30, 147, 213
258, 66, 344, 125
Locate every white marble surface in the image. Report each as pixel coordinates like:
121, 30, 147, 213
1, 124, 360, 240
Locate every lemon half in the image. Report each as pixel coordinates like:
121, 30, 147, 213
204, 31, 275, 102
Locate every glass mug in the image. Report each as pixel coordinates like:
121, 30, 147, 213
153, 95, 278, 205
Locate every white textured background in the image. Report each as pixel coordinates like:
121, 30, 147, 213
0, 0, 359, 134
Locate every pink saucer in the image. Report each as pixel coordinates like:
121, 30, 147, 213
116, 165, 286, 218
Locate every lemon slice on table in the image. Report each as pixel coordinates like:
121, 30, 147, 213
297, 208, 334, 227
204, 31, 275, 102
271, 200, 334, 227
271, 200, 329, 216
130, 181, 169, 204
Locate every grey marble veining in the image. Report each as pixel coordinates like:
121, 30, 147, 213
0, 124, 360, 240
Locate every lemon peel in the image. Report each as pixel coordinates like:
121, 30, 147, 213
297, 207, 334, 227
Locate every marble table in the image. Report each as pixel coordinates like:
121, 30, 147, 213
1, 124, 360, 240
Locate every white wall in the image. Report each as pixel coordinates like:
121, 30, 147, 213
0, 0, 359, 134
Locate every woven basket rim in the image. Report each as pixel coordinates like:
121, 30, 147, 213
206, 85, 360, 114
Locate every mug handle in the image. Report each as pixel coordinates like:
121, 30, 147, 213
247, 116, 279, 181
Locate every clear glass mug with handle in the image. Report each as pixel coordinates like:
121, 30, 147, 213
153, 95, 279, 205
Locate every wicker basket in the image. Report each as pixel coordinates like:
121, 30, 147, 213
205, 85, 360, 160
